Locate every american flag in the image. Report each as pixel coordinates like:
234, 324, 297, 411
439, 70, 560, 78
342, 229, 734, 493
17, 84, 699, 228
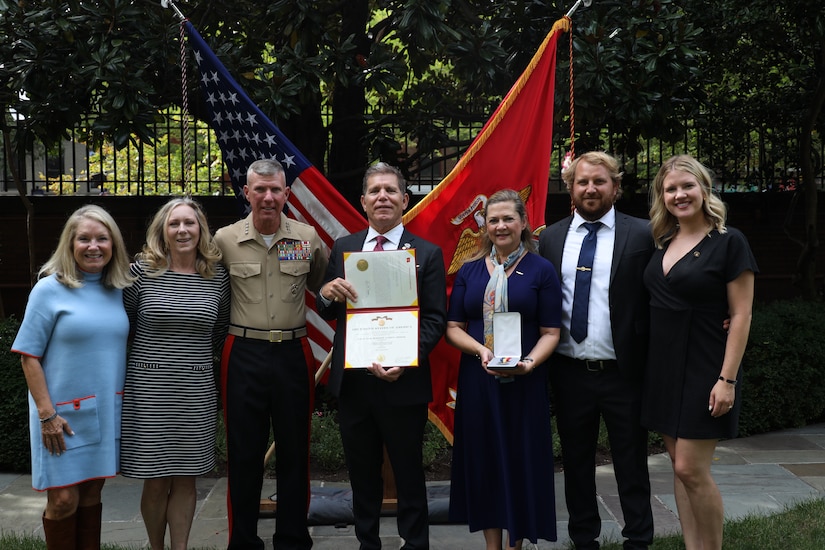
185, 21, 367, 365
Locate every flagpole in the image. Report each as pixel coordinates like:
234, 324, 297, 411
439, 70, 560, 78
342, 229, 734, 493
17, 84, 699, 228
160, 0, 186, 21
263, 350, 334, 465
566, 0, 593, 18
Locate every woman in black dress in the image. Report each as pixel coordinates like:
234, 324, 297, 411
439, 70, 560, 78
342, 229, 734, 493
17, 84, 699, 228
641, 155, 757, 550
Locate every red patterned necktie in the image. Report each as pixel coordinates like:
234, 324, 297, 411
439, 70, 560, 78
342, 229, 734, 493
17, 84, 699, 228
373, 235, 388, 251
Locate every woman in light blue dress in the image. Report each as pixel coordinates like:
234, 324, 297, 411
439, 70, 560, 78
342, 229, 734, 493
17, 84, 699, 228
11, 205, 133, 550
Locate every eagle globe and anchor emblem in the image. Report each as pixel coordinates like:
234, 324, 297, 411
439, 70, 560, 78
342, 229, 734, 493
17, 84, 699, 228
445, 186, 542, 275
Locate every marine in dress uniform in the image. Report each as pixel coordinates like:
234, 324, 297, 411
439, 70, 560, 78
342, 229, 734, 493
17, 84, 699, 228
215, 159, 327, 550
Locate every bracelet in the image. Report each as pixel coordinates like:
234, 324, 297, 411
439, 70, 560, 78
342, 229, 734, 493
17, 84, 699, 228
522, 357, 534, 363
718, 376, 737, 386
40, 411, 58, 424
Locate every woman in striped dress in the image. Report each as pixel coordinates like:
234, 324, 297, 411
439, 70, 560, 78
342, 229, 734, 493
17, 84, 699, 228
121, 197, 230, 550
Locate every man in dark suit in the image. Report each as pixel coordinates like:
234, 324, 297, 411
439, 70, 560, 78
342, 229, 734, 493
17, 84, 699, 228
317, 162, 447, 549
538, 151, 654, 550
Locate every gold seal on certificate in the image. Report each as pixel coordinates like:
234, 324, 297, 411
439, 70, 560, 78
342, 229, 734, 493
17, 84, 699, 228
343, 249, 418, 309
344, 309, 419, 368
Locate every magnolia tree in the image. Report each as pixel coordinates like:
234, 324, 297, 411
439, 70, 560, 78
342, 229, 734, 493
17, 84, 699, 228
2, 0, 706, 199
689, 0, 824, 298
7, 0, 818, 298
0, 0, 181, 290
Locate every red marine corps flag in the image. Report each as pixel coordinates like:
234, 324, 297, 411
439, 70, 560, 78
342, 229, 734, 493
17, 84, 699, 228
404, 18, 570, 442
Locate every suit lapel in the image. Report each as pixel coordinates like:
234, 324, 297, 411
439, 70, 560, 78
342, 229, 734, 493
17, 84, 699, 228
551, 217, 573, 268
345, 230, 369, 252
610, 213, 630, 285
399, 230, 417, 251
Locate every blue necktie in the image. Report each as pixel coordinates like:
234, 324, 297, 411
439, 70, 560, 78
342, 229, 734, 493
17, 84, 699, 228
570, 222, 601, 343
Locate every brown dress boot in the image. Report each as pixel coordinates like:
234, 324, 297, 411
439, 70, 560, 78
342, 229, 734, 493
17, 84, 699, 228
42, 512, 77, 550
75, 503, 102, 550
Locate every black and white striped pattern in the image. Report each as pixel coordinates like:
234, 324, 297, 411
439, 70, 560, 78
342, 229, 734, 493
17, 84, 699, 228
120, 262, 230, 478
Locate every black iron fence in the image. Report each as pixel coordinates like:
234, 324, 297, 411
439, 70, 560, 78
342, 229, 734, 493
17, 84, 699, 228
2, 108, 823, 197
1, 112, 227, 196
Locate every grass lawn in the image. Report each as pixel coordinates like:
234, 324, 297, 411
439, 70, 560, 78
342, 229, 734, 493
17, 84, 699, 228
597, 497, 825, 549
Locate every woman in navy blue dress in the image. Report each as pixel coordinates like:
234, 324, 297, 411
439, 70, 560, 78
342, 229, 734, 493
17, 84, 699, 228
446, 189, 561, 550
642, 155, 757, 550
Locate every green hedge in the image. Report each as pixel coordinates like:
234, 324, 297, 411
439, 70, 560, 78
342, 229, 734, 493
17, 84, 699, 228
739, 299, 825, 436
0, 316, 30, 471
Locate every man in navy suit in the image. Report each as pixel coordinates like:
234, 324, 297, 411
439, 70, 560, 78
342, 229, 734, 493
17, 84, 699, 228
317, 162, 447, 549
538, 151, 654, 550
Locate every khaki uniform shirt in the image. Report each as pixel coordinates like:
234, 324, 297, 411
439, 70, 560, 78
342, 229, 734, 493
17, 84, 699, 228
215, 213, 327, 330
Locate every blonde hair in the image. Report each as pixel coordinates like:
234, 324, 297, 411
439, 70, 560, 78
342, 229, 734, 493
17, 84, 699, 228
649, 155, 727, 248
136, 197, 222, 278
39, 204, 134, 289
469, 189, 536, 262
562, 151, 624, 200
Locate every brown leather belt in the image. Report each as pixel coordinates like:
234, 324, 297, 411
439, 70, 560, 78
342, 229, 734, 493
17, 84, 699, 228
228, 325, 307, 342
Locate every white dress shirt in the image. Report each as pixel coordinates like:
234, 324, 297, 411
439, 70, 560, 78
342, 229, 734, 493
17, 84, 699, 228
363, 223, 404, 251
556, 208, 617, 360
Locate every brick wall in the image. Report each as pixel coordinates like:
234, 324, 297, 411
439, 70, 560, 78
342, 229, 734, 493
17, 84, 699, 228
543, 191, 825, 302
1, 191, 823, 317
0, 196, 241, 318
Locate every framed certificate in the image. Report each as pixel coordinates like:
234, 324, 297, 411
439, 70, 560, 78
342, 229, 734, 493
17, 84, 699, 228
343, 249, 418, 309
344, 308, 419, 368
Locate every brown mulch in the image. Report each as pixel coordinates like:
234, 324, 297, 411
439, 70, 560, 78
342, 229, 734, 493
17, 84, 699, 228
304, 445, 654, 483
306, 448, 453, 483
212, 445, 666, 482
